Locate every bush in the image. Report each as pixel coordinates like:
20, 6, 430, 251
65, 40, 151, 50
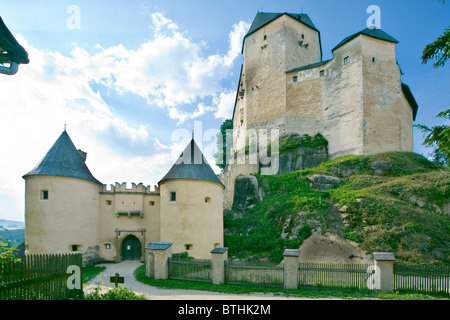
83, 286, 147, 300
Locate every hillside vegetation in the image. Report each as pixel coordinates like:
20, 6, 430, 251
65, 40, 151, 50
224, 152, 450, 265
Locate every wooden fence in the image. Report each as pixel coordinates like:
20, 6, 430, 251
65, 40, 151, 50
168, 257, 212, 282
225, 260, 284, 287
298, 262, 374, 290
0, 253, 83, 300
165, 255, 449, 295
394, 263, 450, 294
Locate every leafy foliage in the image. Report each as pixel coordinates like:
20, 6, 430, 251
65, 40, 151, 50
415, 109, 450, 166
421, 26, 450, 68
215, 119, 233, 170
83, 285, 147, 300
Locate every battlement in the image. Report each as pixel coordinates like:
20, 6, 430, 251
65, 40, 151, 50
101, 182, 160, 194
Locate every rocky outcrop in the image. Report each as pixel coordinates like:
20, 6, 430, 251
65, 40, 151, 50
307, 174, 342, 190
232, 175, 262, 211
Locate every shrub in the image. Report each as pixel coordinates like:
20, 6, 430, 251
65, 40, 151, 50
83, 286, 147, 300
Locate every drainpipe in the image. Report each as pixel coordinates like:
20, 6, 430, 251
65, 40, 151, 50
0, 61, 18, 75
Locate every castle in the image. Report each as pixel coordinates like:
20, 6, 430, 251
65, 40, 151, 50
23, 130, 224, 264
232, 12, 418, 159
23, 12, 419, 264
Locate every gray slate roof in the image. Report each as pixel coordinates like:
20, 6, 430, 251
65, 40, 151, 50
158, 139, 223, 186
332, 27, 399, 52
23, 130, 102, 185
246, 12, 318, 37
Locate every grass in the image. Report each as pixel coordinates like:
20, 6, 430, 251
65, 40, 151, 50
133, 264, 449, 300
82, 265, 106, 284
224, 151, 450, 265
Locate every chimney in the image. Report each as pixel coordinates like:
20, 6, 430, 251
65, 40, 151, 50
78, 149, 87, 162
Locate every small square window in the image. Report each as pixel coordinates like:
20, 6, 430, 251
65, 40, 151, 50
344, 56, 349, 64
149, 201, 155, 206
71, 245, 79, 252
292, 76, 298, 83
105, 244, 111, 249
185, 244, 192, 250
41, 190, 49, 200
319, 70, 325, 77
170, 192, 176, 202
106, 200, 112, 205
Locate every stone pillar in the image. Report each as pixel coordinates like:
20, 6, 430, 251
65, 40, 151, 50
145, 242, 173, 280
373, 252, 396, 292
211, 247, 228, 285
283, 249, 300, 290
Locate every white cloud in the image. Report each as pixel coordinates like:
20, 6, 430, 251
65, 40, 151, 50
0, 13, 249, 221
214, 90, 237, 119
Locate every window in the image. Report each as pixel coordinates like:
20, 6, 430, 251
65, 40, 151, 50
319, 70, 325, 77
344, 56, 349, 64
105, 200, 112, 205
292, 76, 298, 83
263, 34, 267, 40
170, 191, 176, 202
185, 244, 192, 250
205, 197, 211, 203
40, 190, 49, 200
372, 57, 376, 63
105, 244, 111, 249
71, 245, 79, 252
149, 201, 155, 206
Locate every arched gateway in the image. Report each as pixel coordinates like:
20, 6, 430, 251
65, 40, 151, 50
121, 235, 142, 261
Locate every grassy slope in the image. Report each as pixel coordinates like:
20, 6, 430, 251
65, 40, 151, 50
224, 152, 450, 265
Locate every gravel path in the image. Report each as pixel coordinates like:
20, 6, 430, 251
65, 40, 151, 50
85, 261, 310, 300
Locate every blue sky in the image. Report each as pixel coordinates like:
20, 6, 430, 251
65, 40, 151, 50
0, 0, 449, 222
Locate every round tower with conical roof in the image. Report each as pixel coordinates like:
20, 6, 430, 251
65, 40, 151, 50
23, 130, 102, 264
158, 139, 224, 259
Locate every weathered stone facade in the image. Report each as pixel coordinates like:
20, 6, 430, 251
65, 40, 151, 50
232, 13, 417, 160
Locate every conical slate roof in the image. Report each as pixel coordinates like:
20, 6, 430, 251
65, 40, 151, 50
23, 131, 102, 185
159, 139, 223, 186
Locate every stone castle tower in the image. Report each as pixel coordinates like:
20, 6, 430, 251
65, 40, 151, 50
232, 12, 418, 159
23, 130, 224, 264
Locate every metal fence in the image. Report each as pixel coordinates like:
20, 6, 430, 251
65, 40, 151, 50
0, 253, 83, 300
298, 262, 374, 290
225, 260, 284, 287
394, 263, 450, 294
168, 257, 212, 282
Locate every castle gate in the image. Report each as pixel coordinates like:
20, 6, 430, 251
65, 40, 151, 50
121, 235, 142, 261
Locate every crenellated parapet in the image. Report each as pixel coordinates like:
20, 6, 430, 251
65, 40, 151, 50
101, 182, 160, 194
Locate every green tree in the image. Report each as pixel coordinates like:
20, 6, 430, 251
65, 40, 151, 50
214, 119, 233, 170
421, 0, 449, 67
422, 27, 450, 68
0, 227, 20, 264
416, 109, 450, 166
417, 1, 449, 165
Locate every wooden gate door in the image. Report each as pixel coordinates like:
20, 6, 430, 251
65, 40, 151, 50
121, 235, 142, 260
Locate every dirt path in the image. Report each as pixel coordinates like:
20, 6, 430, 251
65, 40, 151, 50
85, 261, 320, 300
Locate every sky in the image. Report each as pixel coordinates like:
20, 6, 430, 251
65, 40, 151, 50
0, 0, 449, 222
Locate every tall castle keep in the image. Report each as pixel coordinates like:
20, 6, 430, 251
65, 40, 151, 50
23, 130, 224, 264
232, 12, 418, 159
